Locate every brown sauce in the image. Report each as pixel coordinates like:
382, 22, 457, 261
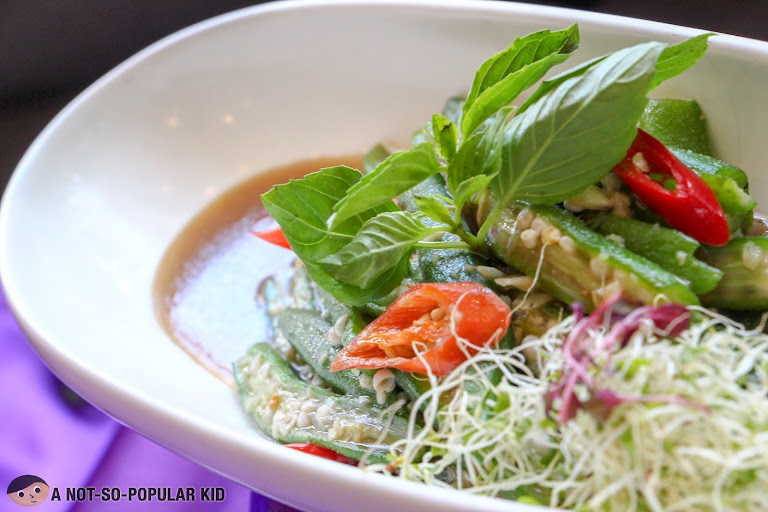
153, 155, 363, 386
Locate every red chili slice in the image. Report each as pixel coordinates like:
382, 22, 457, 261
251, 226, 291, 249
612, 129, 729, 246
330, 282, 511, 376
284, 443, 357, 465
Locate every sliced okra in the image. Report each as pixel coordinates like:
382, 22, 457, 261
513, 303, 566, 341
586, 212, 723, 294
277, 309, 378, 399
477, 200, 700, 311
669, 148, 757, 235
234, 343, 412, 463
697, 237, 768, 309
669, 148, 749, 189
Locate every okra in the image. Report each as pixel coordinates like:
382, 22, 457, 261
639, 98, 712, 156
670, 148, 749, 188
586, 212, 723, 294
234, 343, 412, 463
513, 303, 566, 341
698, 173, 756, 235
670, 148, 756, 234
277, 308, 385, 400
698, 237, 768, 309
281, 266, 427, 405
476, 200, 700, 311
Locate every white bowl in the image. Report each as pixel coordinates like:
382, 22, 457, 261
2, 1, 768, 511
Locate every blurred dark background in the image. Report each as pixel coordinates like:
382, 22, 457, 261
2, 0, 768, 192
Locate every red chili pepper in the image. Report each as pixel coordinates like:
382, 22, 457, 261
251, 226, 291, 249
284, 443, 358, 465
612, 129, 729, 246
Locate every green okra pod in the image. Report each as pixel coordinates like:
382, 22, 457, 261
234, 343, 412, 463
670, 148, 756, 235
669, 148, 749, 188
586, 212, 722, 294
698, 237, 768, 309
277, 308, 378, 399
476, 199, 700, 311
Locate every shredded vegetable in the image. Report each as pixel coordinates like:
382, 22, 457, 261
366, 305, 768, 511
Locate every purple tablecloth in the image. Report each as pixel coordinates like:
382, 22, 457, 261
0, 284, 300, 511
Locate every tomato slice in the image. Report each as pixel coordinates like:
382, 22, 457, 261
330, 282, 511, 376
284, 443, 358, 465
251, 226, 291, 249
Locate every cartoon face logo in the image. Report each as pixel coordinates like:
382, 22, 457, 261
7, 476, 49, 507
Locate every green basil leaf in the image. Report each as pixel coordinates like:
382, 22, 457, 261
320, 211, 442, 290
447, 107, 510, 195
453, 174, 495, 217
461, 25, 580, 137
441, 96, 465, 126
493, 42, 665, 207
363, 144, 391, 174
262, 166, 399, 304
329, 142, 440, 229
516, 54, 606, 115
432, 114, 459, 160
649, 33, 712, 90
414, 195, 455, 226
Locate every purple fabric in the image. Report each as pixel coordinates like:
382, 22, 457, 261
0, 284, 300, 511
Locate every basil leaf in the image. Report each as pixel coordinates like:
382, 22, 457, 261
432, 114, 459, 160
516, 54, 606, 115
492, 42, 665, 207
453, 174, 495, 218
415, 195, 455, 226
363, 144, 391, 174
320, 211, 442, 290
329, 142, 440, 229
461, 25, 579, 137
441, 96, 465, 126
447, 107, 510, 195
649, 33, 712, 90
262, 166, 399, 304
521, 35, 708, 126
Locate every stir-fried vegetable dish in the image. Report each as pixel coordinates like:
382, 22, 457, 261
236, 26, 768, 510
